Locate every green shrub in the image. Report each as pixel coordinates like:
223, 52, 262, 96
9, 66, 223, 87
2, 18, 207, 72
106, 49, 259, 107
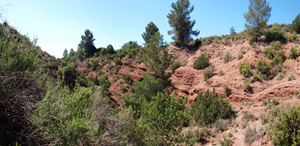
190, 90, 233, 126
219, 136, 233, 146
265, 24, 286, 42
242, 111, 256, 122
287, 34, 298, 42
290, 47, 300, 59
114, 57, 122, 66
194, 54, 209, 70
267, 104, 300, 146
203, 65, 215, 82
223, 52, 232, 63
223, 85, 232, 97
56, 65, 88, 88
243, 80, 252, 93
170, 61, 181, 74
239, 63, 253, 77
252, 73, 260, 81
122, 74, 132, 84
255, 60, 273, 79
288, 73, 296, 81
292, 13, 300, 33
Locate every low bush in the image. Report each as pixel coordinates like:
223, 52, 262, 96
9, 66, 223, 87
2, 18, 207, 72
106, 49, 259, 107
194, 54, 209, 70
287, 34, 298, 42
244, 126, 264, 146
223, 52, 232, 63
223, 85, 232, 97
255, 60, 273, 79
252, 73, 260, 81
288, 73, 296, 81
203, 65, 215, 82
267, 104, 300, 146
170, 61, 181, 74
264, 24, 286, 42
243, 80, 252, 93
190, 90, 233, 126
289, 47, 300, 59
239, 63, 253, 78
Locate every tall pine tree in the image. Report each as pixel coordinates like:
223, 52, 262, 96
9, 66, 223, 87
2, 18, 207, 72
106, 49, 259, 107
244, 0, 272, 43
167, 0, 199, 48
78, 29, 97, 57
142, 22, 159, 45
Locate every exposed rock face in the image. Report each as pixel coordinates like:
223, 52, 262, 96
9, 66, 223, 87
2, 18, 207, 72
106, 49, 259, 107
168, 39, 300, 104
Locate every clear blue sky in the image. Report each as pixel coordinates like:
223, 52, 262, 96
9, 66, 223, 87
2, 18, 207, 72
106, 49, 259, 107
1, 0, 300, 58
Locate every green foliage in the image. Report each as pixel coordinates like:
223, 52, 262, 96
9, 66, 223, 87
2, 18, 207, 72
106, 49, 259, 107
223, 52, 232, 63
144, 32, 172, 78
143, 92, 188, 145
167, 0, 200, 47
268, 104, 300, 146
230, 26, 236, 35
223, 85, 232, 97
290, 47, 300, 59
253, 72, 261, 81
203, 65, 215, 82
132, 73, 170, 101
292, 13, 300, 33
121, 74, 132, 84
287, 34, 298, 42
56, 64, 87, 89
190, 90, 233, 126
193, 54, 209, 70
142, 22, 159, 45
242, 111, 256, 122
288, 73, 296, 81
255, 59, 273, 79
220, 136, 233, 146
63, 49, 68, 58
244, 0, 272, 42
263, 41, 286, 64
106, 44, 116, 54
78, 29, 97, 58
265, 24, 286, 42
239, 63, 253, 77
243, 80, 252, 93
170, 61, 181, 74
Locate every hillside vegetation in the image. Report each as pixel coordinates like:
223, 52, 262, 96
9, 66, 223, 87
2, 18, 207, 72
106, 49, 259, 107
1, 0, 300, 145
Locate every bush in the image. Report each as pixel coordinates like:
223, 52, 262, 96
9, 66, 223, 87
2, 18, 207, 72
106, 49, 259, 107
243, 80, 252, 93
170, 61, 181, 74
190, 90, 233, 126
203, 65, 215, 82
267, 104, 300, 146
223, 85, 232, 97
244, 126, 264, 146
252, 73, 260, 81
219, 136, 233, 146
290, 47, 300, 59
288, 73, 296, 81
239, 63, 253, 77
223, 52, 232, 63
287, 34, 298, 42
292, 13, 300, 33
194, 54, 209, 70
255, 60, 273, 79
265, 24, 286, 42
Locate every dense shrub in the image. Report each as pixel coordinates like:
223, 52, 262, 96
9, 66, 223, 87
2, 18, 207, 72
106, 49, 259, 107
264, 24, 286, 42
267, 104, 300, 146
203, 65, 215, 81
190, 90, 233, 126
223, 52, 232, 63
290, 47, 300, 59
56, 64, 88, 89
143, 92, 188, 145
243, 80, 252, 93
239, 63, 253, 77
223, 85, 232, 97
252, 73, 260, 81
292, 13, 300, 33
194, 54, 209, 70
287, 34, 298, 42
132, 73, 170, 101
170, 61, 181, 74
255, 60, 273, 79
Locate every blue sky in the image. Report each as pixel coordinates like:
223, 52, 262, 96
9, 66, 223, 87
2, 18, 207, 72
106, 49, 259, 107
1, 0, 300, 58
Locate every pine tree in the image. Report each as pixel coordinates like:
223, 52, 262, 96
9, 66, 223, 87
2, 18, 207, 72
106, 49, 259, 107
244, 0, 272, 42
230, 26, 236, 35
167, 0, 199, 47
292, 13, 300, 33
142, 22, 159, 45
78, 29, 97, 57
144, 32, 172, 78
63, 49, 68, 58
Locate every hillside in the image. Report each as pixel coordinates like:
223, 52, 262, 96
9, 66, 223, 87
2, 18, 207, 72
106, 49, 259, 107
1, 1, 300, 145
